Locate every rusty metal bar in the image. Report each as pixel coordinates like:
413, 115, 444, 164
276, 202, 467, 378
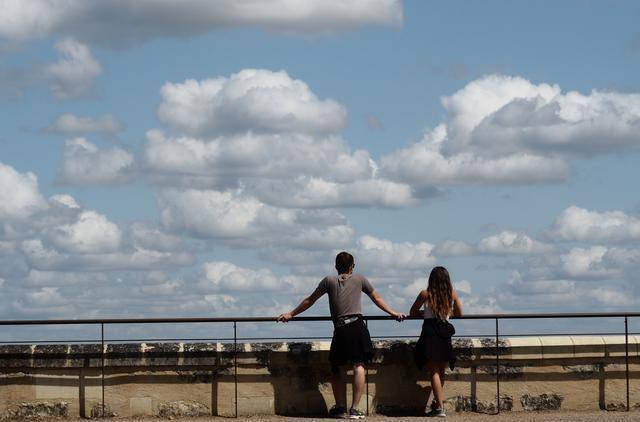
234, 321, 238, 418
101, 323, 105, 419
495, 317, 500, 415
365, 319, 369, 416
625, 316, 630, 412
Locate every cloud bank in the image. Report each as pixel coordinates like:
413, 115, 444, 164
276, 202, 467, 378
0, 0, 403, 46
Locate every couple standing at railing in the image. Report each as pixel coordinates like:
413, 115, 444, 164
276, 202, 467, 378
277, 251, 463, 419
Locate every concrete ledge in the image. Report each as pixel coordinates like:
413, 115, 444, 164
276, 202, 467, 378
3, 336, 638, 368
1, 336, 639, 417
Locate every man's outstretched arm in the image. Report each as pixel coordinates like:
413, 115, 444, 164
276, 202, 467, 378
277, 288, 324, 322
367, 290, 405, 321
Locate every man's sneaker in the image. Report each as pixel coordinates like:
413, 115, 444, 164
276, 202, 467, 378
347, 408, 365, 419
328, 405, 347, 419
426, 407, 446, 417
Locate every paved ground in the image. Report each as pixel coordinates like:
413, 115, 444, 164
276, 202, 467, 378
62, 412, 640, 421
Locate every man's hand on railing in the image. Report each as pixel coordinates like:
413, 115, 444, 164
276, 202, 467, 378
391, 312, 406, 322
277, 312, 293, 323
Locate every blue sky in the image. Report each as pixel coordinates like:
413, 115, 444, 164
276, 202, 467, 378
1, 0, 640, 339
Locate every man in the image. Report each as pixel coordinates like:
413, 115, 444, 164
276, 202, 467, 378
278, 251, 404, 419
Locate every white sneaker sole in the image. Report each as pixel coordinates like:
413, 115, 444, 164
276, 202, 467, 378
426, 412, 446, 417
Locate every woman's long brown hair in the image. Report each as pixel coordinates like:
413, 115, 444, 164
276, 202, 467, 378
426, 266, 453, 321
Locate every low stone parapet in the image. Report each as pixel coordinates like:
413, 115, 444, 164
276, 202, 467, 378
0, 336, 638, 417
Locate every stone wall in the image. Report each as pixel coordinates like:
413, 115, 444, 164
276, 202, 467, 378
1, 336, 639, 418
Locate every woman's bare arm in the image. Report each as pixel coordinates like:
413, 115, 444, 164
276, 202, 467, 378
277, 288, 324, 322
409, 290, 428, 317
451, 290, 463, 317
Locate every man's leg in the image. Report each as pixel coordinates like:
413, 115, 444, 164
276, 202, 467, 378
331, 368, 347, 408
351, 363, 366, 409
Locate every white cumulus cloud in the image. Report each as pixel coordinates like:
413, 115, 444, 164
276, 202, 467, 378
434, 231, 553, 256
585, 287, 635, 307
140, 69, 412, 209
58, 138, 134, 185
494, 270, 635, 313
0, 162, 48, 219
45, 38, 102, 99
439, 74, 640, 157
21, 239, 193, 272
157, 69, 346, 136
432, 240, 475, 257
0, 0, 403, 45
44, 113, 124, 136
382, 74, 640, 188
284, 224, 354, 250
46, 210, 122, 254
560, 246, 622, 280
158, 189, 296, 239
143, 130, 374, 184
356, 235, 436, 272
253, 177, 416, 209
478, 231, 554, 255
381, 124, 569, 187
201, 261, 284, 292
547, 206, 640, 243
157, 187, 356, 252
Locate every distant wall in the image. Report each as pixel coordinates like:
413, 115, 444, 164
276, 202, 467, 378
1, 336, 639, 418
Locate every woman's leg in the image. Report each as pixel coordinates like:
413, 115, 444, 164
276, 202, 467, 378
428, 366, 446, 410
351, 363, 366, 409
426, 360, 446, 409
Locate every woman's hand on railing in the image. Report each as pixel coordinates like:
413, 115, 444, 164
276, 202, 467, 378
277, 312, 293, 323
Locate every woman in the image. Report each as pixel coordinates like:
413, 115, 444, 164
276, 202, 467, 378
409, 266, 463, 417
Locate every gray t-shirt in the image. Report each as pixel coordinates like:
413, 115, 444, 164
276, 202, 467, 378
316, 273, 375, 319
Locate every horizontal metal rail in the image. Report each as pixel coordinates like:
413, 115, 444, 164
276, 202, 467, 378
1, 311, 640, 325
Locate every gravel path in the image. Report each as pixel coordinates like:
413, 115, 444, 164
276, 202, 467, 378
60, 412, 640, 422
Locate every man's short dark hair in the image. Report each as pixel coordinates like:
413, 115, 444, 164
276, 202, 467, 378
335, 251, 354, 274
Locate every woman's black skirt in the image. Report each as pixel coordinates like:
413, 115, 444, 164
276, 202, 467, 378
414, 318, 456, 370
329, 317, 374, 373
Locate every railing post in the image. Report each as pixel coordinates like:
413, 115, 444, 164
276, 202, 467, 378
234, 321, 238, 418
101, 322, 105, 419
495, 318, 500, 415
625, 316, 629, 412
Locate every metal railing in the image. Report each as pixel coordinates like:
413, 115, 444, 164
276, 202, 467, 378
1, 312, 639, 416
